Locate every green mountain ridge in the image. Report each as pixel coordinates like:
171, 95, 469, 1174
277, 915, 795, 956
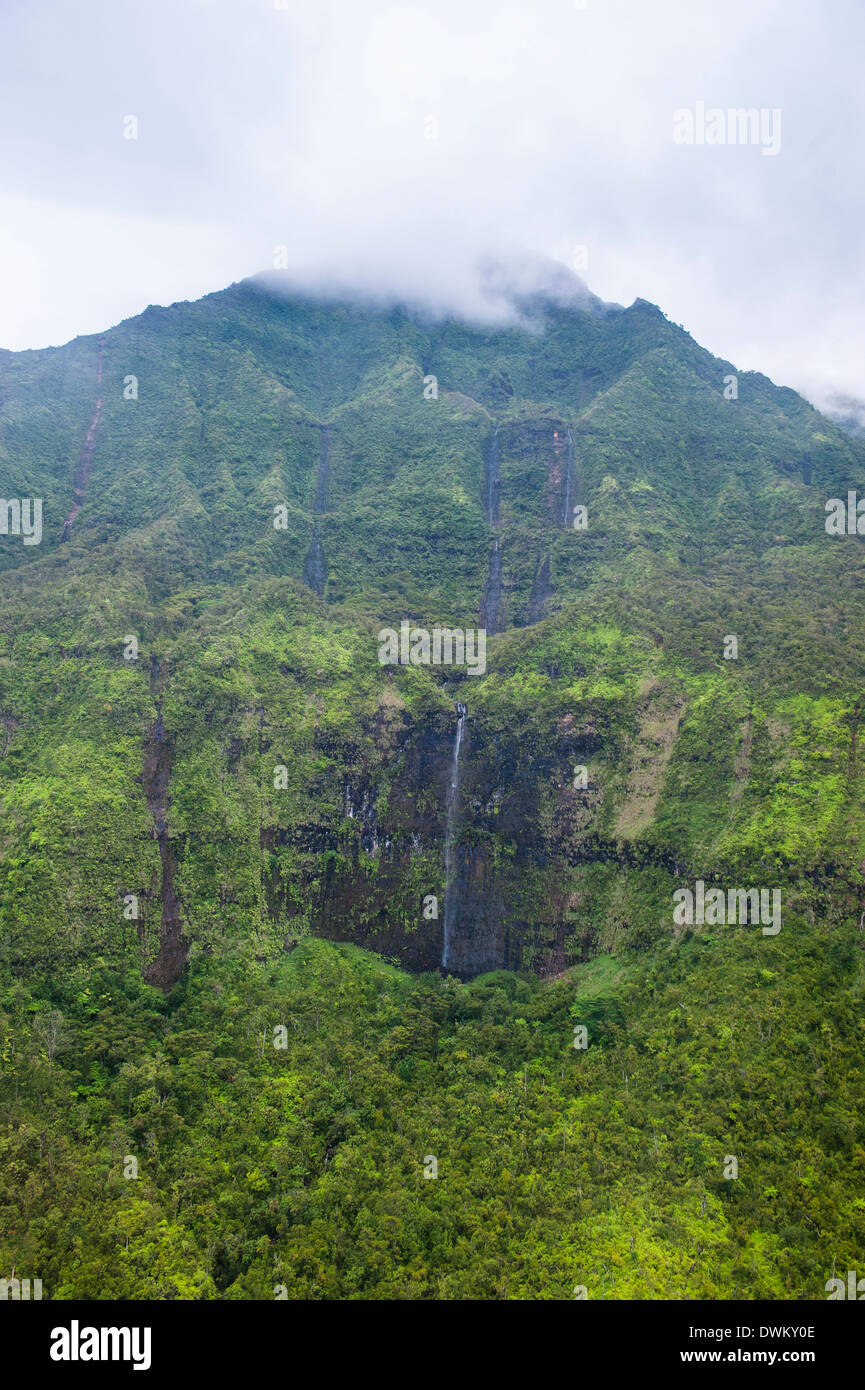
0, 274, 863, 1299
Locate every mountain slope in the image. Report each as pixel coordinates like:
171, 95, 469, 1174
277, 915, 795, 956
0, 275, 863, 1299
1, 276, 863, 981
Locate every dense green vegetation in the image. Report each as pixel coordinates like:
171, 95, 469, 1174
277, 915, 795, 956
0, 273, 863, 1296
2, 932, 862, 1299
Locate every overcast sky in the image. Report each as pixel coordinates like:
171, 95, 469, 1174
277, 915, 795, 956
1, 0, 863, 412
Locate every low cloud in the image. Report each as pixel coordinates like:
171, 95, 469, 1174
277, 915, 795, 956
0, 0, 863, 411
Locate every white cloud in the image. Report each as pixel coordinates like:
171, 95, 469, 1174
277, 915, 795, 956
1, 0, 863, 411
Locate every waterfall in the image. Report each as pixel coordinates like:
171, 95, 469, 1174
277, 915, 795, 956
528, 551, 554, 623
561, 425, 575, 528
441, 701, 467, 970
482, 536, 503, 634
313, 426, 330, 514
485, 425, 500, 528
302, 521, 327, 597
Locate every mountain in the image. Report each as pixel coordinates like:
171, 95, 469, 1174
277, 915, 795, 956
1, 273, 863, 1299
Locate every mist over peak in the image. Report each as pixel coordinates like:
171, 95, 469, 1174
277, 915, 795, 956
821, 391, 865, 440
255, 248, 617, 331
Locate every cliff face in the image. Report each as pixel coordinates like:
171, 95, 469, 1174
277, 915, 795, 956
1, 278, 865, 988
255, 695, 599, 978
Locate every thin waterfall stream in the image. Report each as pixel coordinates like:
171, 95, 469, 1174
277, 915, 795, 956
302, 521, 327, 597
486, 424, 500, 527
482, 535, 502, 634
441, 701, 467, 970
562, 425, 575, 528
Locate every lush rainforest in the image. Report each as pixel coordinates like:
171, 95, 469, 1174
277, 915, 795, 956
1, 273, 863, 1298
